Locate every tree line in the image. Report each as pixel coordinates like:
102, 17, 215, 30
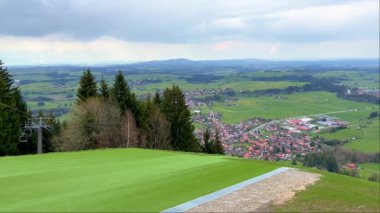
53, 69, 204, 153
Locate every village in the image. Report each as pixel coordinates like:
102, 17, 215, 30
192, 103, 349, 161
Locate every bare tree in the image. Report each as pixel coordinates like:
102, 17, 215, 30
53, 98, 124, 151
146, 106, 171, 150
121, 111, 139, 148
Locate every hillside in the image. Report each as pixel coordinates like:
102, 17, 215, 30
0, 149, 378, 212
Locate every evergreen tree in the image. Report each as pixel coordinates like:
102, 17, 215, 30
213, 130, 224, 154
111, 71, 130, 113
153, 91, 162, 105
76, 69, 97, 103
0, 60, 28, 156
99, 76, 109, 100
203, 128, 212, 153
111, 71, 142, 127
161, 85, 200, 152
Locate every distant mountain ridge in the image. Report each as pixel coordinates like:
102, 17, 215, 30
8, 58, 379, 74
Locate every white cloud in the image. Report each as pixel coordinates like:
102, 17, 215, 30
266, 1, 376, 28
199, 17, 248, 30
0, 35, 377, 65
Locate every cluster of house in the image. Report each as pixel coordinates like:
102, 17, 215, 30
185, 89, 348, 161
281, 115, 348, 133
195, 116, 322, 161
225, 123, 322, 161
348, 88, 380, 98
193, 110, 324, 161
192, 108, 354, 161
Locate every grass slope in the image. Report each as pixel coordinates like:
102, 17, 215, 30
273, 168, 380, 212
0, 149, 279, 212
1, 149, 378, 212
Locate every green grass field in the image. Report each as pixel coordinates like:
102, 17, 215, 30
273, 168, 380, 212
0, 149, 379, 212
357, 163, 380, 181
206, 91, 376, 124
316, 71, 380, 89
321, 112, 379, 153
0, 149, 279, 212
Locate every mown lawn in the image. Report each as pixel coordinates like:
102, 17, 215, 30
1, 149, 379, 212
0, 149, 279, 212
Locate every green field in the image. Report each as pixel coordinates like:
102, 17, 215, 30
0, 149, 379, 212
0, 149, 279, 212
134, 80, 306, 96
205, 91, 377, 124
320, 111, 379, 153
358, 163, 380, 180
274, 168, 380, 212
316, 71, 380, 89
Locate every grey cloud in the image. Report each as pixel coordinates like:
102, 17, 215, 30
0, 0, 378, 43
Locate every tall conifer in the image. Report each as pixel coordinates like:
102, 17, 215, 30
76, 69, 97, 103
161, 85, 200, 152
0, 60, 28, 155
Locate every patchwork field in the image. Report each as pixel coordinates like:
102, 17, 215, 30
0, 149, 378, 212
206, 91, 377, 124
316, 71, 380, 89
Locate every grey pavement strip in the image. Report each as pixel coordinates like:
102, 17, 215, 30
161, 167, 290, 213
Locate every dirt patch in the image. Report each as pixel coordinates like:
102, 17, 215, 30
186, 168, 321, 212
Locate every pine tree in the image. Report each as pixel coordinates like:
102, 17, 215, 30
111, 71, 142, 127
213, 130, 224, 154
0, 60, 28, 156
99, 76, 109, 100
153, 91, 162, 105
161, 85, 200, 152
203, 128, 212, 153
76, 69, 98, 103
111, 71, 130, 113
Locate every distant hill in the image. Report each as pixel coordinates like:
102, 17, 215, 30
8, 58, 379, 74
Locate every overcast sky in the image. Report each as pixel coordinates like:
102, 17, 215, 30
0, 0, 379, 65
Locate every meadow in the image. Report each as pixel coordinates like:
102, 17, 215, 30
273, 167, 380, 212
316, 71, 380, 89
0, 149, 378, 212
205, 91, 377, 123
358, 163, 380, 180
321, 116, 379, 153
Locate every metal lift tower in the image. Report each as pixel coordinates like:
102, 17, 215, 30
19, 117, 53, 154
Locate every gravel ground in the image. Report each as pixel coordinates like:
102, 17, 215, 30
186, 168, 321, 213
